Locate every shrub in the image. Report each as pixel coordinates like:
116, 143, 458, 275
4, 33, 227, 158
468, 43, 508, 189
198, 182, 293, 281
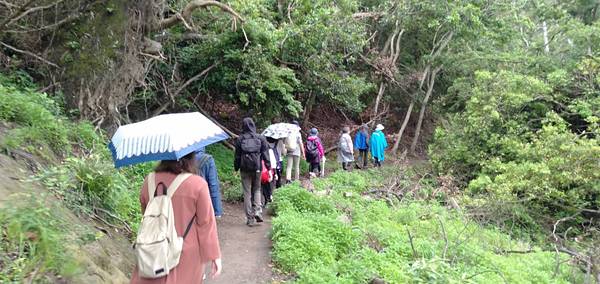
271, 170, 583, 283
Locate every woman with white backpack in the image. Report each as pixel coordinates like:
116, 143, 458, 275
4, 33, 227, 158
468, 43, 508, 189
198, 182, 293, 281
130, 152, 222, 284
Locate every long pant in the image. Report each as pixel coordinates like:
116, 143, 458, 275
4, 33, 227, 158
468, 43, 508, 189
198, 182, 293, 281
261, 181, 273, 207
374, 157, 382, 167
286, 154, 300, 182
309, 162, 321, 175
357, 149, 368, 168
275, 166, 283, 188
241, 171, 262, 220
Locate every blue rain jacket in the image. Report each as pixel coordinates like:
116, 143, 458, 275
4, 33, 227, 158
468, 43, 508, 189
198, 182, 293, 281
369, 130, 388, 161
196, 152, 223, 217
354, 131, 369, 150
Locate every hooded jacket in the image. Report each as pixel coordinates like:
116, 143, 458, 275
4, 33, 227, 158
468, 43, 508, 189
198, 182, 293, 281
195, 149, 223, 216
234, 117, 270, 171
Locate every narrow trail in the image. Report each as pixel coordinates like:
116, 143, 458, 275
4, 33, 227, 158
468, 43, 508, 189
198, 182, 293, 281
207, 202, 277, 284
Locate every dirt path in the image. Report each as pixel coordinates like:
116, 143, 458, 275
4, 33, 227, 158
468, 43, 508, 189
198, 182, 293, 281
206, 202, 277, 284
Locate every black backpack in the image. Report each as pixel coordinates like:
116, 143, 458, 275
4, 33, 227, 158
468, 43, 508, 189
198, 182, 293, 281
306, 139, 320, 162
239, 134, 262, 171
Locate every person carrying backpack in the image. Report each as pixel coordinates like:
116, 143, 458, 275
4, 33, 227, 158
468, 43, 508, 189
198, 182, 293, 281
234, 117, 271, 227
305, 128, 324, 177
130, 152, 222, 283
195, 148, 223, 218
285, 120, 305, 183
261, 138, 279, 207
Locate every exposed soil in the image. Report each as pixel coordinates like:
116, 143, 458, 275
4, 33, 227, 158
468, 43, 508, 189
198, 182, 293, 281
206, 202, 286, 284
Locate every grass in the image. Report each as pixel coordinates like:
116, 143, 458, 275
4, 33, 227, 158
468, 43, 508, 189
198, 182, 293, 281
0, 195, 82, 283
271, 168, 583, 283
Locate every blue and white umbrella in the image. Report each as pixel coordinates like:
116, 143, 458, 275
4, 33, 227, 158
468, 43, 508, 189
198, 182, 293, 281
109, 112, 229, 168
261, 123, 300, 139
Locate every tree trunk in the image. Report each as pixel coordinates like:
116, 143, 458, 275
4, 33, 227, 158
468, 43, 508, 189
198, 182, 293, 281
373, 81, 386, 119
410, 66, 441, 154
542, 21, 550, 53
392, 99, 414, 154
302, 91, 316, 128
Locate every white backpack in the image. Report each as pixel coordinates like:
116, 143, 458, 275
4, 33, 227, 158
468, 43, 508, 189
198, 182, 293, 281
286, 131, 299, 152
134, 172, 193, 278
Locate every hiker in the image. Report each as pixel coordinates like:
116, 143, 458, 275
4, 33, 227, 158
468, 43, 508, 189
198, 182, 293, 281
274, 137, 285, 188
195, 148, 223, 218
234, 117, 271, 226
262, 137, 280, 207
285, 120, 305, 183
370, 124, 388, 167
354, 124, 370, 169
337, 126, 354, 170
305, 128, 324, 177
130, 152, 221, 283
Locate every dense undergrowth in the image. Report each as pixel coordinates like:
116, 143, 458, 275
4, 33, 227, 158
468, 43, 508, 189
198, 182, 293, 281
0, 74, 151, 281
271, 168, 583, 283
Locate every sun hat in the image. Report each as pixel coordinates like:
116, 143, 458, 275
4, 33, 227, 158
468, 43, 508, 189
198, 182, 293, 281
375, 124, 384, 131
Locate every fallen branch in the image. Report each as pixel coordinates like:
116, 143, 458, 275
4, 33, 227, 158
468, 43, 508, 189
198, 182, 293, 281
0, 41, 58, 68
93, 206, 132, 235
324, 111, 387, 154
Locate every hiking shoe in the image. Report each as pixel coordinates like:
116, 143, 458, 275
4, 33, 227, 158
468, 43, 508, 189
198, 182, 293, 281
246, 218, 257, 227
255, 214, 264, 223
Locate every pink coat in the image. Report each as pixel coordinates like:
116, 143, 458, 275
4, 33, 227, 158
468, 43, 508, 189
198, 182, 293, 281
130, 172, 221, 284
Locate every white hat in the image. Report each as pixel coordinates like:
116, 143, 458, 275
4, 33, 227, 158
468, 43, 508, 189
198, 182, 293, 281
375, 124, 384, 131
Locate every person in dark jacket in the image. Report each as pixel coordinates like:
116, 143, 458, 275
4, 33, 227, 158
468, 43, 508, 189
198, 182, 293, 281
234, 117, 270, 226
262, 137, 280, 207
195, 148, 223, 218
354, 124, 370, 169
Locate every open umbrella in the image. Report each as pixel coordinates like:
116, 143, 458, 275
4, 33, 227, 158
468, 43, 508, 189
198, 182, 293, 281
261, 123, 300, 139
109, 112, 229, 168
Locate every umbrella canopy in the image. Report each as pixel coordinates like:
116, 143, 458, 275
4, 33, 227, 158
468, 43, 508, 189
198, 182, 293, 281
109, 112, 229, 168
261, 123, 300, 139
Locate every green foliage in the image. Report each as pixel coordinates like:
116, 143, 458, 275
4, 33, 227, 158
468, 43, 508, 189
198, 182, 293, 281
35, 154, 143, 234
430, 69, 600, 232
271, 170, 583, 283
0, 81, 101, 159
0, 196, 81, 282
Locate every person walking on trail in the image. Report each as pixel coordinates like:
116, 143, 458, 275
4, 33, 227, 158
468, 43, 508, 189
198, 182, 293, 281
274, 137, 285, 188
354, 124, 370, 169
337, 126, 354, 170
195, 148, 223, 218
234, 117, 271, 227
285, 120, 305, 183
261, 137, 279, 207
130, 152, 222, 284
305, 128, 325, 177
370, 124, 388, 167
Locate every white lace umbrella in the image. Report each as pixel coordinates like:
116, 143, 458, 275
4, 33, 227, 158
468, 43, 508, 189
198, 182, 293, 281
109, 112, 229, 167
261, 123, 300, 139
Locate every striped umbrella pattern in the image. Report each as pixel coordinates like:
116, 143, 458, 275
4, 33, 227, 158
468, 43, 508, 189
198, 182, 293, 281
109, 112, 229, 167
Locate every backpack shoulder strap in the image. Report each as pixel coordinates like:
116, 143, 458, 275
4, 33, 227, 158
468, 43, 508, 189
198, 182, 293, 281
147, 172, 156, 201
167, 173, 193, 198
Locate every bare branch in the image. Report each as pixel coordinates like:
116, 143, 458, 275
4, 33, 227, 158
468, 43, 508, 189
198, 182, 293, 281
153, 63, 218, 116
4, 0, 65, 28
158, 0, 244, 30
0, 41, 58, 68
352, 12, 384, 19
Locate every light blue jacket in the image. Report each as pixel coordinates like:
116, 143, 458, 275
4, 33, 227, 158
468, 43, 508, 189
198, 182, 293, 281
369, 130, 388, 161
